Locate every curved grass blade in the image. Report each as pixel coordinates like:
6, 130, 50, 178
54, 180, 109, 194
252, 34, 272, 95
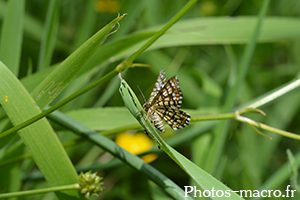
0, 62, 83, 199
0, 0, 25, 192
118, 75, 243, 200
31, 14, 125, 110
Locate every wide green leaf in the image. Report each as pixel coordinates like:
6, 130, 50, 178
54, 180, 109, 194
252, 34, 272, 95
0, 62, 83, 199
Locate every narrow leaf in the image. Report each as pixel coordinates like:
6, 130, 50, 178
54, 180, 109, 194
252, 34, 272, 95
37, 0, 59, 71
0, 62, 83, 199
31, 15, 125, 110
205, 0, 270, 174
0, 0, 24, 76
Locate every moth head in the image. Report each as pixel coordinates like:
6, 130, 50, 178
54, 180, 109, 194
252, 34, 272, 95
143, 102, 151, 111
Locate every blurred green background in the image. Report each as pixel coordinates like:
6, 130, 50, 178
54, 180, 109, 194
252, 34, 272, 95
1, 0, 300, 199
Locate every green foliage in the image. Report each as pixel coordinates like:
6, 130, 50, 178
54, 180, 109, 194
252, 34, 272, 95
1, 0, 300, 199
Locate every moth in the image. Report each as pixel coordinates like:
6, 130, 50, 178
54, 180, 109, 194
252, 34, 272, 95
142, 69, 190, 132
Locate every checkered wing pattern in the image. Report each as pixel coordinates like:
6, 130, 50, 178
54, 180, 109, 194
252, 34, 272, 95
156, 106, 190, 130
148, 69, 166, 104
144, 69, 190, 132
152, 76, 183, 108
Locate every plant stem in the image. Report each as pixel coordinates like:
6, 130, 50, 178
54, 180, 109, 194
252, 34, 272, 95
126, 0, 198, 62
247, 78, 300, 109
190, 113, 236, 122
0, 184, 79, 199
191, 109, 300, 141
236, 115, 300, 140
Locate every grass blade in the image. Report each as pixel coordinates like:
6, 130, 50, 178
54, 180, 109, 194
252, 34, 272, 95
0, 69, 119, 140
72, 0, 97, 50
31, 15, 125, 109
37, 0, 59, 71
251, 150, 300, 200
204, 0, 270, 174
81, 16, 300, 75
0, 0, 24, 76
0, 62, 83, 199
244, 78, 300, 109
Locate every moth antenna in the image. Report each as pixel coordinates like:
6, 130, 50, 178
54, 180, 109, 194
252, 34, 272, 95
137, 85, 147, 103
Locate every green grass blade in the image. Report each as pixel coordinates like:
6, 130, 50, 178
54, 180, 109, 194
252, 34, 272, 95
81, 16, 300, 75
47, 108, 193, 200
37, 0, 59, 71
118, 75, 243, 200
65, 107, 216, 137
31, 15, 125, 109
72, 0, 97, 50
0, 138, 22, 193
0, 0, 68, 52
0, 0, 24, 77
66, 107, 138, 131
244, 78, 300, 109
0, 0, 192, 140
0, 62, 83, 199
287, 149, 300, 191
18, 17, 300, 97
204, 0, 270, 174
0, 0, 24, 149
126, 0, 199, 62
21, 66, 58, 93
251, 151, 300, 200
0, 69, 119, 140
169, 144, 243, 200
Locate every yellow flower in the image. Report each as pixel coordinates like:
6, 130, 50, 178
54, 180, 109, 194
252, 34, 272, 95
200, 1, 217, 16
94, 0, 121, 14
115, 132, 158, 163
